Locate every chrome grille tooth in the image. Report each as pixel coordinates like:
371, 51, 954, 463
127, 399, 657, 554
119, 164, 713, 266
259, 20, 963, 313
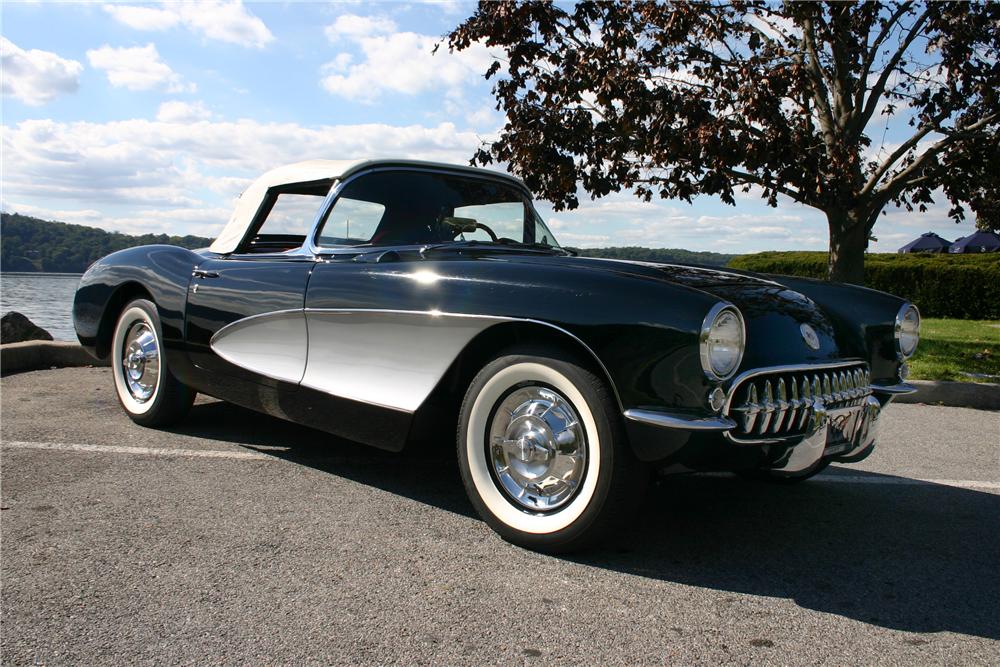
842, 371, 851, 400
798, 377, 812, 429
848, 369, 858, 399
788, 378, 800, 430
812, 375, 822, 402
757, 380, 774, 434
822, 374, 833, 402
740, 383, 759, 433
771, 378, 788, 433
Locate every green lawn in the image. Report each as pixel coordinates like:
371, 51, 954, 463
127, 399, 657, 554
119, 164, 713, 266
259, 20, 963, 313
907, 318, 1000, 383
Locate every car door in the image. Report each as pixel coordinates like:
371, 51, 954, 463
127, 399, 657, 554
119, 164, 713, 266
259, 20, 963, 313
183, 254, 314, 383
183, 186, 326, 386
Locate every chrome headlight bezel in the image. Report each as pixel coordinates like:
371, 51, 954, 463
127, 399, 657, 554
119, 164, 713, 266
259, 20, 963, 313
894, 303, 921, 359
699, 303, 746, 382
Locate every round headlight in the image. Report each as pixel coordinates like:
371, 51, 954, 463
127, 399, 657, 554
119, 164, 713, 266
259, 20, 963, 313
895, 303, 920, 359
700, 304, 746, 381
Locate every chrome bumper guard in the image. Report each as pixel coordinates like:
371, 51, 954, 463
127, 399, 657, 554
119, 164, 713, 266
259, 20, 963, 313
623, 361, 887, 474
770, 394, 882, 473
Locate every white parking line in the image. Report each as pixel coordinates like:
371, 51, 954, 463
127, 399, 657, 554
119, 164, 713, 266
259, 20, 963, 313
813, 475, 1000, 491
1, 440, 272, 461
4, 440, 998, 491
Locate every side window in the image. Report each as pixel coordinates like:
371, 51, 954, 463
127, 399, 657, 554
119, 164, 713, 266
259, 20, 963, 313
256, 193, 327, 236
317, 197, 386, 246
533, 219, 555, 247
529, 209, 559, 247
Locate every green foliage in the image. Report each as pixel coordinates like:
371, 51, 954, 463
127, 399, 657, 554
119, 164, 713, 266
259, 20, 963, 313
729, 251, 1000, 319
1, 213, 213, 274
570, 246, 736, 267
908, 318, 999, 382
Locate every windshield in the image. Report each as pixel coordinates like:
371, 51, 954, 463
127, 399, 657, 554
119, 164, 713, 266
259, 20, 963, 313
314, 170, 561, 249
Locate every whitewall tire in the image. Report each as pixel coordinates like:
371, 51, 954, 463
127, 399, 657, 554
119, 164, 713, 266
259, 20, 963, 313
458, 347, 647, 552
111, 298, 195, 427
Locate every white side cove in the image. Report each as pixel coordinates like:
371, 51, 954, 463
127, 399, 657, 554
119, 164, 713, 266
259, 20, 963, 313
210, 309, 505, 412
300, 309, 505, 411
210, 311, 309, 385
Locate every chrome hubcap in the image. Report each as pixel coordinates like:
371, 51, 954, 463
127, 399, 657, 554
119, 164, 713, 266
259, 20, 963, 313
121, 322, 159, 402
488, 385, 587, 512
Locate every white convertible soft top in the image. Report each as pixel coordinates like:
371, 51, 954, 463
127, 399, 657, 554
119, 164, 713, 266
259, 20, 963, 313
209, 159, 526, 254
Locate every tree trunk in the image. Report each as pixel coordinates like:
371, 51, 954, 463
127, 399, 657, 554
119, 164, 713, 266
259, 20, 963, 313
827, 209, 870, 285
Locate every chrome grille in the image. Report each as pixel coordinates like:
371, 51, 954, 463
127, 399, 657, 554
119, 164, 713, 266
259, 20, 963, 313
726, 363, 871, 442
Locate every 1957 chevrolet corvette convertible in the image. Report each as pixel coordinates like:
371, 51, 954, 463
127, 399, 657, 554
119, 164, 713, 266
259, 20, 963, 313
74, 159, 919, 551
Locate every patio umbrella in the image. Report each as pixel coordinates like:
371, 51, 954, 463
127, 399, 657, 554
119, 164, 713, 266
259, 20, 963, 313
949, 230, 1000, 253
898, 232, 952, 253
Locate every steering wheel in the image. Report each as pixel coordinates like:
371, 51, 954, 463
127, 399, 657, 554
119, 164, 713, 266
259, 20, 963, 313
472, 222, 499, 242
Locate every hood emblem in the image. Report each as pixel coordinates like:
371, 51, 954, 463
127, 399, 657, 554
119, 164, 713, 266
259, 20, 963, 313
800, 323, 821, 350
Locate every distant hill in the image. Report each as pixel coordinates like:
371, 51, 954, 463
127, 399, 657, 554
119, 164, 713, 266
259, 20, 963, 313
571, 246, 737, 266
1, 213, 214, 273
1, 212, 738, 273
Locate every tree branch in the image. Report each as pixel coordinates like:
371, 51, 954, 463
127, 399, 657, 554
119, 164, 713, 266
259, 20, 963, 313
854, 3, 912, 116
870, 111, 1000, 200
725, 168, 809, 205
860, 108, 952, 197
855, 8, 930, 135
800, 15, 839, 153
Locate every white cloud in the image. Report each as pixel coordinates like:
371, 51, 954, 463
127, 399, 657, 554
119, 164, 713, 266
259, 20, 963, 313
324, 14, 397, 40
320, 15, 494, 102
102, 4, 179, 31
0, 37, 82, 106
103, 1, 273, 49
464, 103, 500, 128
87, 44, 195, 93
156, 100, 213, 122
1, 116, 484, 236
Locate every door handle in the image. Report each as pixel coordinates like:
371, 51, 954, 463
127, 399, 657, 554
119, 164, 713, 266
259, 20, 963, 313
192, 269, 220, 279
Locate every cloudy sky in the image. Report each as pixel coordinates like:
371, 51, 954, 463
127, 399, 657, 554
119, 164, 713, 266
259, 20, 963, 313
1, 1, 978, 252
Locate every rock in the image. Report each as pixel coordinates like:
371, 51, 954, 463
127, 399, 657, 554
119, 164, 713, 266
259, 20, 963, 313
1, 312, 53, 344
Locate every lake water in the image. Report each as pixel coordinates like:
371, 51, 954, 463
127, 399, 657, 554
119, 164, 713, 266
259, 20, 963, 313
1, 273, 82, 341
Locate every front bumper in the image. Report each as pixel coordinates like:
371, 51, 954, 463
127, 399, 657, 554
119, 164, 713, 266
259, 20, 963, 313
622, 365, 917, 468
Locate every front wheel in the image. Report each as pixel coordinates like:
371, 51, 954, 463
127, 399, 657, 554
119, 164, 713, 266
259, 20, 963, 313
111, 298, 195, 427
457, 347, 647, 553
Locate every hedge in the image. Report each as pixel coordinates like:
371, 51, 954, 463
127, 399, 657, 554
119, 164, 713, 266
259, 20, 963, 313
727, 251, 1000, 319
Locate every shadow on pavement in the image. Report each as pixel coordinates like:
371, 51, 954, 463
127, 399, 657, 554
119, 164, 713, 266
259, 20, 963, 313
172, 399, 1000, 640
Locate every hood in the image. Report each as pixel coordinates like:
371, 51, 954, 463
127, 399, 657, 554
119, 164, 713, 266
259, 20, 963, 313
502, 254, 849, 366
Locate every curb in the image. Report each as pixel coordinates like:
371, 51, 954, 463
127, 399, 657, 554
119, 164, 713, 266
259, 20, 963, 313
893, 379, 1000, 411
1, 341, 108, 377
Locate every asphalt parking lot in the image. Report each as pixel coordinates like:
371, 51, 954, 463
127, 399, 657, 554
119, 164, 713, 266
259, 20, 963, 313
2, 367, 998, 665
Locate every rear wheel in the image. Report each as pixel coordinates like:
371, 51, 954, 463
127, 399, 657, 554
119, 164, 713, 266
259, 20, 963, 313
111, 298, 195, 427
457, 346, 647, 552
